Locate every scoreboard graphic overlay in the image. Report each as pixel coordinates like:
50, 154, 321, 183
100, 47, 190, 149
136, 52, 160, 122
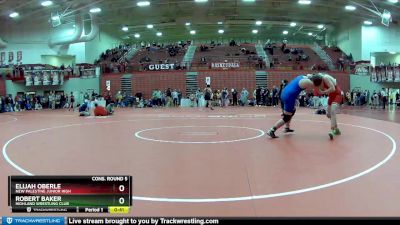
8, 176, 132, 214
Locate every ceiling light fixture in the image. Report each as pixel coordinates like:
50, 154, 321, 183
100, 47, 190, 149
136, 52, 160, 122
283, 30, 289, 35
156, 32, 162, 36
318, 24, 324, 29
364, 20, 373, 25
89, 8, 102, 13
252, 29, 258, 34
41, 1, 53, 7
298, 0, 311, 5
218, 29, 224, 34
388, 0, 398, 3
345, 5, 356, 11
134, 34, 140, 38
51, 15, 60, 21
308, 32, 313, 36
255, 20, 262, 25
9, 12, 19, 18
290, 22, 297, 27
147, 24, 154, 29
137, 1, 151, 7
122, 26, 129, 31
194, 0, 208, 2
190, 30, 196, 35
185, 22, 191, 26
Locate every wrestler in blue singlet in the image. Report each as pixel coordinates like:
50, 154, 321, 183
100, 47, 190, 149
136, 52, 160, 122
281, 75, 305, 113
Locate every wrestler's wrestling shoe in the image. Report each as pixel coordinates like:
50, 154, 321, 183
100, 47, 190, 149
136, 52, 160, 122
267, 129, 278, 138
329, 132, 334, 140
333, 128, 341, 135
284, 128, 295, 133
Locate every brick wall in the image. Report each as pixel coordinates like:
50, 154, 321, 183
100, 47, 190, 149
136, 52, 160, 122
197, 70, 256, 93
100, 70, 351, 99
100, 74, 123, 98
132, 71, 186, 99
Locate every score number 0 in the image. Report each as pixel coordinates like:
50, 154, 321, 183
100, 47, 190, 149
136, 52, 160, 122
119, 184, 126, 205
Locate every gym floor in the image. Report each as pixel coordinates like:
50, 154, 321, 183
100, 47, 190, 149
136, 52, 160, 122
1, 107, 399, 217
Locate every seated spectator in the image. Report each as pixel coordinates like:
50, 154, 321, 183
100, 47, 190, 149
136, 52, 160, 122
34, 101, 42, 110
301, 54, 309, 61
106, 103, 115, 115
79, 101, 90, 117
93, 103, 108, 116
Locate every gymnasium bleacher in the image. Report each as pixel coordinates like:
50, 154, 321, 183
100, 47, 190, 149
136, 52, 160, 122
191, 42, 261, 70
323, 46, 351, 70
267, 44, 328, 70
128, 43, 188, 71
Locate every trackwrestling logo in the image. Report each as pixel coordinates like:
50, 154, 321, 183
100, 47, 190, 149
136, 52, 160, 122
1, 217, 65, 225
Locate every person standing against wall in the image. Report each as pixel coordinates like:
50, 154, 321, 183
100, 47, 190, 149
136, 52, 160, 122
240, 88, 249, 106
381, 88, 388, 110
172, 89, 179, 107
272, 86, 278, 107
204, 85, 214, 110
232, 88, 238, 106
195, 88, 202, 107
50, 91, 56, 110
69, 92, 75, 111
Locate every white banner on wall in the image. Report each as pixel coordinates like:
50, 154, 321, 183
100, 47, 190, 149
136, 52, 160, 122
17, 51, 22, 62
8, 52, 14, 63
205, 77, 211, 85
106, 80, 111, 91
211, 62, 240, 69
148, 64, 175, 71
0, 52, 5, 63
395, 67, 400, 81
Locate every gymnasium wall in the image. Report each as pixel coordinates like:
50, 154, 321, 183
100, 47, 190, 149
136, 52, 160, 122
371, 52, 400, 66
100, 74, 123, 98
350, 74, 400, 92
41, 55, 76, 67
0, 19, 121, 64
85, 32, 122, 64
335, 23, 362, 61
362, 26, 400, 61
101, 72, 187, 99
5, 77, 99, 102
100, 70, 351, 99
197, 70, 257, 92
335, 24, 400, 61
132, 71, 186, 99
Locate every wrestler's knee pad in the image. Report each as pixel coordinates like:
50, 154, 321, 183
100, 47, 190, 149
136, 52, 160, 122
283, 114, 293, 123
